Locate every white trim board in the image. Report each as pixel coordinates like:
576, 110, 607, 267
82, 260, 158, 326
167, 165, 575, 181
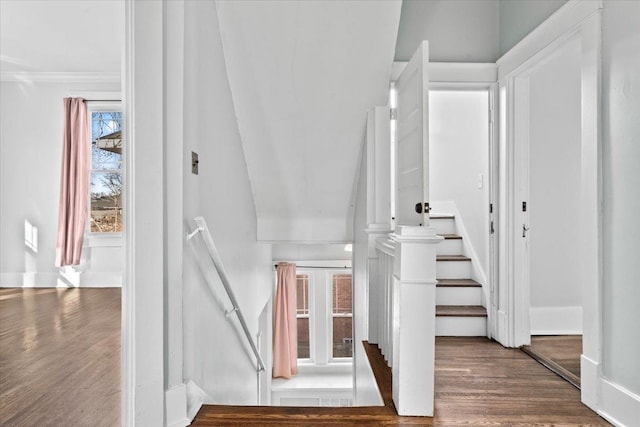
529, 306, 583, 335
186, 380, 209, 422
122, 0, 166, 425
0, 72, 120, 83
67, 91, 122, 101
496, 0, 603, 79
0, 272, 122, 288
166, 384, 190, 427
598, 378, 640, 427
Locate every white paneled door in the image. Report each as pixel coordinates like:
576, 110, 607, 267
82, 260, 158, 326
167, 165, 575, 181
394, 41, 430, 227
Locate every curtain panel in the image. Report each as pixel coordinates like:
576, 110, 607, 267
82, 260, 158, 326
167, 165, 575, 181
273, 262, 298, 379
55, 98, 90, 267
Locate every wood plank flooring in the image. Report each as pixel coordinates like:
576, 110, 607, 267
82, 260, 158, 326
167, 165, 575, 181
522, 335, 582, 388
194, 337, 609, 426
0, 288, 121, 427
0, 289, 604, 426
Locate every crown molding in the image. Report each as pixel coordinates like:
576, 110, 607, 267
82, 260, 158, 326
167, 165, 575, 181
0, 71, 120, 83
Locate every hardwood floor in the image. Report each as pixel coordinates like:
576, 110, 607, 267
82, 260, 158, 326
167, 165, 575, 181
0, 288, 120, 427
0, 289, 604, 426
522, 335, 582, 388
194, 337, 609, 426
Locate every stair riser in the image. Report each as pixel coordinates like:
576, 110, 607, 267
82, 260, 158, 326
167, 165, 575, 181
436, 287, 482, 306
436, 317, 487, 337
436, 261, 471, 279
436, 239, 462, 256
430, 218, 455, 235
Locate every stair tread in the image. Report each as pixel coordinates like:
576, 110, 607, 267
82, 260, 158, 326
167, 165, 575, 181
437, 279, 481, 287
436, 305, 487, 317
438, 233, 462, 240
437, 255, 471, 261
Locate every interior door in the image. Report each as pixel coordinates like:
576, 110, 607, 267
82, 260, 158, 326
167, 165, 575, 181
513, 75, 531, 347
394, 41, 430, 227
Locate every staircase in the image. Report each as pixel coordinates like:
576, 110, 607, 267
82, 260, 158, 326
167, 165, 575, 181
431, 213, 487, 336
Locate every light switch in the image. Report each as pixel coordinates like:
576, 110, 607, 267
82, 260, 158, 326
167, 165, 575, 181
192, 151, 199, 175
477, 173, 483, 189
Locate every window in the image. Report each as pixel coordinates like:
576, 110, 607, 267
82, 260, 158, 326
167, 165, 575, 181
331, 274, 353, 358
292, 268, 352, 364
296, 274, 310, 359
89, 108, 123, 233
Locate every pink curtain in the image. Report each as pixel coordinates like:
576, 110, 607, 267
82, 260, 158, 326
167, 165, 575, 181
273, 262, 298, 379
55, 98, 90, 267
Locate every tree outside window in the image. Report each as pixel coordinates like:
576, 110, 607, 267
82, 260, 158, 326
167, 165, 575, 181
90, 111, 122, 233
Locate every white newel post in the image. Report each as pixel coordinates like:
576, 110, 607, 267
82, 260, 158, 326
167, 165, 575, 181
392, 225, 442, 416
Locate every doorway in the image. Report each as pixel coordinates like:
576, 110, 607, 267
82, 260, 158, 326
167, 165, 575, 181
513, 36, 583, 386
495, 3, 604, 409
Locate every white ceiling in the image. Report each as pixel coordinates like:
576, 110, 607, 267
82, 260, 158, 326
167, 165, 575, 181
0, 0, 122, 74
217, 0, 401, 242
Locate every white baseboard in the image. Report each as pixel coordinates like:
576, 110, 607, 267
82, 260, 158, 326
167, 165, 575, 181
0, 272, 122, 288
495, 310, 510, 347
186, 380, 209, 422
166, 384, 190, 427
598, 377, 640, 427
581, 354, 599, 410
529, 306, 582, 335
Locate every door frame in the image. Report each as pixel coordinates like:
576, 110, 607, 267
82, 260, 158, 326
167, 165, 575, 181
429, 78, 498, 341
398, 62, 498, 339
496, 0, 603, 411
122, 0, 167, 425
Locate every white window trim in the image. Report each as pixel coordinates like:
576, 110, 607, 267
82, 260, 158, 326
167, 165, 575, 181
292, 265, 353, 366
87, 101, 123, 239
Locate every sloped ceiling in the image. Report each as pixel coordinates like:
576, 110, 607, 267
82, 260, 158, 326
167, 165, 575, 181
217, 0, 401, 243
0, 0, 122, 74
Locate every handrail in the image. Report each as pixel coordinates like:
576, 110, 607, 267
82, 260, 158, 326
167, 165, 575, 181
188, 216, 266, 373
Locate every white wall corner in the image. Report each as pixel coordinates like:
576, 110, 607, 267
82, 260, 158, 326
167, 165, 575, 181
186, 380, 209, 422
598, 377, 640, 427
165, 384, 190, 427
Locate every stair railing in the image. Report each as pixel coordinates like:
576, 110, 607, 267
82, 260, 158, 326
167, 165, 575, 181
375, 236, 395, 368
187, 216, 266, 400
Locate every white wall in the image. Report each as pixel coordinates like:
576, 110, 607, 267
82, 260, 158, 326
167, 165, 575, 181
216, 1, 400, 244
351, 139, 383, 406
0, 80, 123, 287
395, 0, 499, 62
181, 0, 272, 405
273, 244, 350, 262
527, 38, 582, 333
429, 90, 489, 277
498, 0, 567, 57
601, 0, 640, 398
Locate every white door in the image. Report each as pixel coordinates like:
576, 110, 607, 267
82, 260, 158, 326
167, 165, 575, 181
513, 76, 531, 347
394, 41, 430, 227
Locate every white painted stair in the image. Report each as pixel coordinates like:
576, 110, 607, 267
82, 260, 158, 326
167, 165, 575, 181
431, 214, 487, 337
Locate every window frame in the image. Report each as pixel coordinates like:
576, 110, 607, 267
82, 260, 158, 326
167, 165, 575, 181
329, 272, 354, 362
295, 272, 313, 362
289, 266, 353, 366
86, 101, 123, 238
